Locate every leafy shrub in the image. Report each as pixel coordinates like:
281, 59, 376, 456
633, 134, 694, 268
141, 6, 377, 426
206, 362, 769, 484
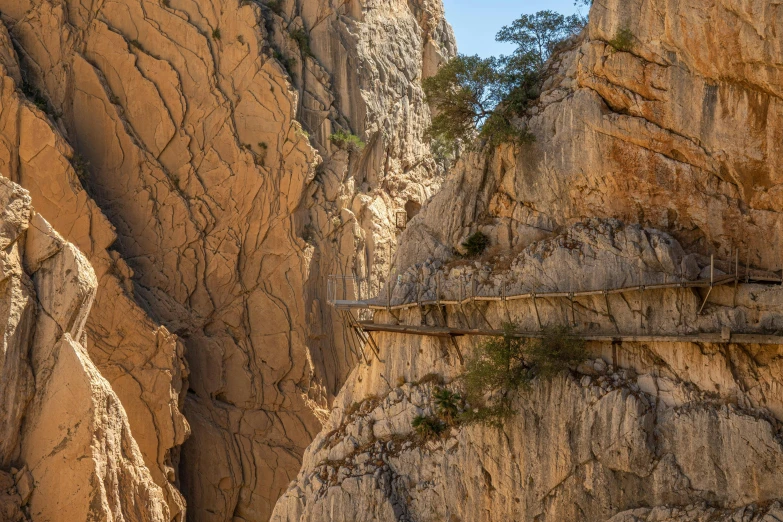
527, 324, 587, 378
608, 28, 634, 52
462, 324, 531, 412
329, 129, 365, 151
433, 388, 462, 425
462, 231, 490, 257
129, 39, 143, 50
460, 323, 587, 426
266, 0, 283, 15
412, 415, 446, 440
289, 28, 312, 56
212, 28, 222, 40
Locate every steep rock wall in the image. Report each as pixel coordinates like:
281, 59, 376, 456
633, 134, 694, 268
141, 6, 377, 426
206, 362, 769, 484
271, 221, 783, 521
271, 1, 783, 514
0, 23, 189, 518
395, 0, 783, 275
0, 177, 171, 521
0, 0, 454, 519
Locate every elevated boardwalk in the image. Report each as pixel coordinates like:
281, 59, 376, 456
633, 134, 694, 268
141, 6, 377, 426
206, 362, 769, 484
329, 258, 783, 355
358, 322, 783, 345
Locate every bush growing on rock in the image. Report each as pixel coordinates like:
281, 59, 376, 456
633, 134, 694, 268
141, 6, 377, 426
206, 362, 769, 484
433, 388, 463, 425
462, 231, 490, 257
329, 129, 365, 151
460, 323, 587, 425
412, 415, 447, 440
289, 28, 312, 56
609, 28, 634, 52
527, 324, 588, 378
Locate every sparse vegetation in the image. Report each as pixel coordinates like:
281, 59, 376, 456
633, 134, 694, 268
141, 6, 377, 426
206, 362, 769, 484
462, 231, 490, 257
433, 388, 463, 426
459, 323, 588, 426
329, 129, 365, 151
424, 10, 585, 149
161, 0, 169, 7
266, 0, 283, 16
212, 28, 222, 40
608, 28, 634, 52
21, 82, 52, 115
289, 28, 312, 56
431, 135, 459, 170
412, 415, 447, 440
301, 223, 315, 243
237, 34, 245, 44
274, 49, 297, 77
255, 142, 268, 166
129, 39, 143, 50
70, 153, 90, 181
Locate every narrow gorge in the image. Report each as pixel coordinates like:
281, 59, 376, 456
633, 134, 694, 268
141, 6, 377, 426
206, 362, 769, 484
0, 0, 780, 521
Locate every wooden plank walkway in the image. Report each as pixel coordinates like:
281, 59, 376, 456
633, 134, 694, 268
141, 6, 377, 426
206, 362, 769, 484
358, 322, 783, 345
333, 274, 755, 311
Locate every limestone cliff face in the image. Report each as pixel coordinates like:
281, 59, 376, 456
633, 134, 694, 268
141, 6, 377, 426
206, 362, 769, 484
0, 0, 453, 519
0, 22, 189, 519
271, 0, 783, 519
271, 221, 783, 521
0, 177, 171, 521
395, 0, 783, 275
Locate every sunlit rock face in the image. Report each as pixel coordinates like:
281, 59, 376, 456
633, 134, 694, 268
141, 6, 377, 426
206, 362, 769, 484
0, 0, 454, 519
271, 0, 783, 520
0, 177, 171, 522
394, 0, 783, 276
271, 219, 783, 521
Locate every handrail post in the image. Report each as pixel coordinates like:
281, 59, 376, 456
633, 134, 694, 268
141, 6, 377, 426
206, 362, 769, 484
436, 273, 441, 307
569, 292, 576, 327
734, 248, 739, 307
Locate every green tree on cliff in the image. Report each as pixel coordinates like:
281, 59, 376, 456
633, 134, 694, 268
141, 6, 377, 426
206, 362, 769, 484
423, 10, 585, 148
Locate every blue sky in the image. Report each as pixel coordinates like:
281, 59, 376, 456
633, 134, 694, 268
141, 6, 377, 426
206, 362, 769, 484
442, 0, 583, 58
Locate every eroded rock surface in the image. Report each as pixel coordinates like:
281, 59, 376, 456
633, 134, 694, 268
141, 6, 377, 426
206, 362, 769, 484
395, 0, 783, 276
0, 0, 454, 518
272, 0, 783, 519
272, 219, 783, 521
0, 21, 188, 518
0, 177, 170, 521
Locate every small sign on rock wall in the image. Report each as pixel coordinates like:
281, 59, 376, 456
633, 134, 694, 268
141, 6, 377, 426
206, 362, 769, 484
395, 211, 407, 229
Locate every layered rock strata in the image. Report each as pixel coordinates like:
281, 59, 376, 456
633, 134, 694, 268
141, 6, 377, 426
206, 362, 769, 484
0, 177, 171, 521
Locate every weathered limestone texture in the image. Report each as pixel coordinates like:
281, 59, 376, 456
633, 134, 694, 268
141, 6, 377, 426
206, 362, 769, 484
267, 0, 455, 396
0, 177, 170, 521
0, 0, 454, 519
0, 21, 189, 518
271, 0, 783, 518
271, 220, 783, 521
394, 0, 783, 275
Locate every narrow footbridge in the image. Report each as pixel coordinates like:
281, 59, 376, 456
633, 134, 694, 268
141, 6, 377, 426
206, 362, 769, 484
328, 257, 783, 361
